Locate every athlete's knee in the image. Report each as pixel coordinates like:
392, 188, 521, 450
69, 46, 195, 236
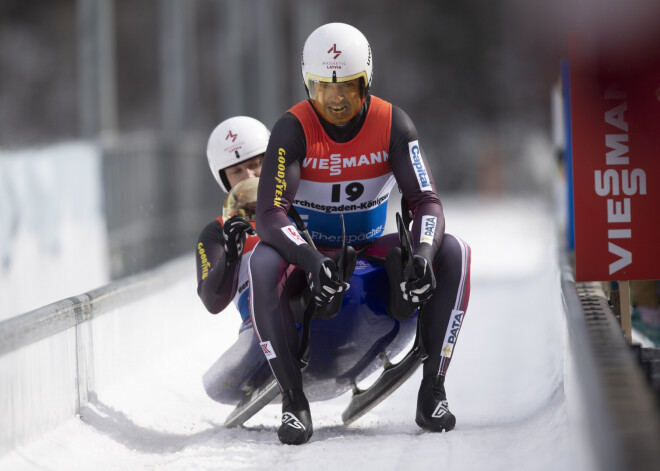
435, 234, 470, 273
249, 243, 283, 284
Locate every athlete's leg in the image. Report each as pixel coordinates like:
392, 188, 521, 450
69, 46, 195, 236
421, 233, 471, 377
248, 242, 313, 444
202, 322, 268, 403
368, 231, 471, 368
248, 242, 305, 392
415, 233, 471, 432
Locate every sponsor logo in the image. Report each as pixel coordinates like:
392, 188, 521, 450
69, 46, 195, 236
432, 401, 449, 419
223, 130, 243, 155
355, 259, 370, 271
197, 242, 211, 280
323, 62, 345, 70
260, 341, 277, 360
294, 194, 388, 214
327, 43, 341, 59
420, 215, 437, 245
281, 225, 307, 245
302, 151, 388, 176
441, 309, 464, 357
274, 148, 287, 207
309, 224, 384, 245
322, 44, 346, 70
592, 95, 647, 275
408, 141, 431, 191
282, 412, 306, 430
237, 279, 249, 295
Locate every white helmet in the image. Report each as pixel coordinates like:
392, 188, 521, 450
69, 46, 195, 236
301, 23, 372, 96
206, 116, 270, 192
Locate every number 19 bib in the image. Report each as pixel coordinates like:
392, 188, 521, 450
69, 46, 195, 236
289, 97, 395, 246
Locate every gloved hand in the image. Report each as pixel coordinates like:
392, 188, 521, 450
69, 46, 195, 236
400, 255, 436, 304
223, 216, 255, 262
307, 257, 350, 307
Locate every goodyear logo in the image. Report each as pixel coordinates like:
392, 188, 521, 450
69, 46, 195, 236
274, 148, 287, 207
420, 215, 437, 245
198, 242, 211, 280
408, 140, 431, 191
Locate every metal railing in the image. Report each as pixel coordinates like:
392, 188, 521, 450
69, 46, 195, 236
0, 255, 192, 455
0, 256, 190, 356
560, 252, 660, 471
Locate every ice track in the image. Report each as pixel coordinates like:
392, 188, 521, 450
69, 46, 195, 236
0, 197, 590, 471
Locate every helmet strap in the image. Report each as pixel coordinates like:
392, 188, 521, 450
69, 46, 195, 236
219, 170, 232, 193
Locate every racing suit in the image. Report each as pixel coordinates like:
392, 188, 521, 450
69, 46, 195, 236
250, 95, 471, 392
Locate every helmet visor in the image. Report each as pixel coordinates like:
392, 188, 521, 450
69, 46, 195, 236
306, 75, 366, 125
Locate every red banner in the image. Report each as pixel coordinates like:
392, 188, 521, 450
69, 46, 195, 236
569, 32, 660, 281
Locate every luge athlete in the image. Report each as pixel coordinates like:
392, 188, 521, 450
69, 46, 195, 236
249, 23, 471, 445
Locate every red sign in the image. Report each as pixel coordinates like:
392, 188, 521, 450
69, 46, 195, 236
570, 32, 660, 281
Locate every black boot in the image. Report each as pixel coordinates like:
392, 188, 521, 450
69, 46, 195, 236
277, 389, 313, 445
415, 374, 456, 432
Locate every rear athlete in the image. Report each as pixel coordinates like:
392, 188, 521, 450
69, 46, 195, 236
196, 116, 269, 322
250, 23, 471, 445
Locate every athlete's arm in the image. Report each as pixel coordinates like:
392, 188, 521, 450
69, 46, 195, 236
196, 219, 240, 313
255, 113, 326, 270
388, 105, 446, 264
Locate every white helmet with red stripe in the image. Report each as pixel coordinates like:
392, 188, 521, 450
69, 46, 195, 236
301, 23, 373, 97
206, 116, 270, 192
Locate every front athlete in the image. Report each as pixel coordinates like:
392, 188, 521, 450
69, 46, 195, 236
249, 23, 471, 445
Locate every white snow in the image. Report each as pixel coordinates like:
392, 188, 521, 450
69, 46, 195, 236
0, 195, 593, 471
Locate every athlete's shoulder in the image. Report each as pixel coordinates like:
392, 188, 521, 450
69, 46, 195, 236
287, 99, 313, 115
390, 104, 418, 142
390, 104, 414, 128
369, 95, 391, 106
198, 218, 224, 244
268, 107, 308, 159
271, 109, 305, 139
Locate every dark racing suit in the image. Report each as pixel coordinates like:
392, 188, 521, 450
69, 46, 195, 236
196, 216, 258, 322
196, 217, 263, 403
249, 95, 471, 393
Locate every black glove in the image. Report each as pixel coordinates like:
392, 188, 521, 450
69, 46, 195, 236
400, 255, 436, 304
307, 257, 350, 307
223, 216, 255, 263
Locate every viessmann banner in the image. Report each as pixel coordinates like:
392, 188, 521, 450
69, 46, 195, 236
569, 33, 660, 282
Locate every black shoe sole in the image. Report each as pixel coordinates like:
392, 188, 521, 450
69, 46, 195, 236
415, 412, 456, 432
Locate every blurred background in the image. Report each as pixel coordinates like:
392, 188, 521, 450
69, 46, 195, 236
1, 0, 657, 317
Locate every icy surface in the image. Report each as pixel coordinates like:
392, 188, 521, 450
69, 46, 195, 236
0, 196, 588, 471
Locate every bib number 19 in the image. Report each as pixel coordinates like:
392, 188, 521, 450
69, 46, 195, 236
331, 182, 364, 202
